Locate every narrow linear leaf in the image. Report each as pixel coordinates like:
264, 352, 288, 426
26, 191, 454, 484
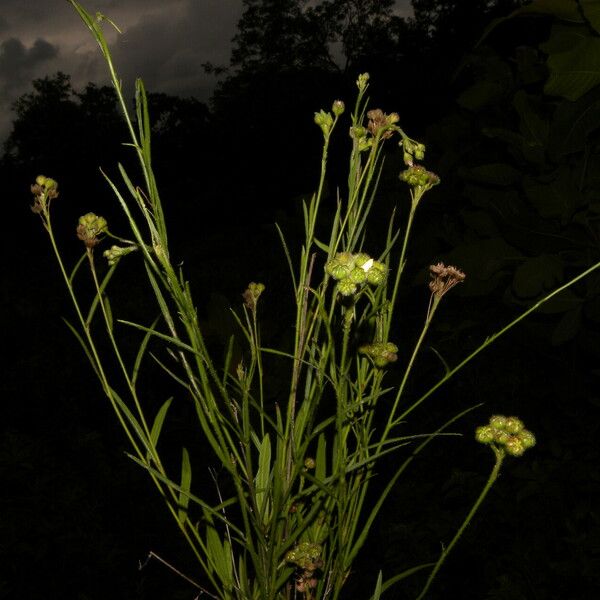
149, 397, 173, 447
61, 317, 99, 378
132, 316, 160, 385
178, 447, 192, 525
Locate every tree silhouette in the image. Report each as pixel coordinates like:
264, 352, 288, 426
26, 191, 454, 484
2, 72, 125, 179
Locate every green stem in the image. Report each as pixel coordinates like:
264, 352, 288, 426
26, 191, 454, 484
381, 296, 438, 445
397, 257, 600, 426
415, 448, 505, 600
384, 190, 421, 340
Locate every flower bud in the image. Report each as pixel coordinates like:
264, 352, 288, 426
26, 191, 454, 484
304, 457, 316, 470
358, 137, 373, 152
504, 417, 524, 434
356, 72, 370, 92
489, 415, 507, 430
337, 279, 358, 297
504, 436, 525, 457
336, 252, 355, 267
350, 126, 367, 139
475, 425, 495, 444
103, 244, 136, 266
518, 429, 536, 449
348, 267, 367, 284
332, 100, 345, 116
366, 261, 387, 286
242, 282, 265, 311
314, 109, 334, 136
326, 261, 351, 281
354, 253, 371, 268
493, 429, 511, 445
77, 212, 107, 248
44, 177, 58, 191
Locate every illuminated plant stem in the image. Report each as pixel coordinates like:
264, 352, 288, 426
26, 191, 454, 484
415, 447, 505, 600
396, 257, 600, 427
385, 187, 424, 340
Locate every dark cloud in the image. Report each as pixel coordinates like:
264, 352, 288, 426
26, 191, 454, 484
0, 0, 411, 144
109, 0, 242, 99
0, 37, 59, 89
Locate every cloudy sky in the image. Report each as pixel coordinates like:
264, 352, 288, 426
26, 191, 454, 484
0, 0, 412, 145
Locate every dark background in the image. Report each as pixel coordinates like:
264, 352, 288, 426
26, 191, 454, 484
2, 1, 599, 598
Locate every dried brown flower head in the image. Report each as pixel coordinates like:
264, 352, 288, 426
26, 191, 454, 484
367, 109, 398, 139
429, 262, 466, 298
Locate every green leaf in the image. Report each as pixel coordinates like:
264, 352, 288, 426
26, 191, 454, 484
132, 317, 160, 385
135, 78, 152, 164
457, 81, 505, 111
368, 563, 435, 600
178, 447, 192, 525
581, 0, 600, 33
316, 433, 327, 481
512, 255, 564, 298
149, 397, 173, 447
103, 294, 113, 332
313, 237, 330, 253
126, 453, 242, 533
537, 288, 582, 314
460, 163, 522, 186
513, 90, 549, 146
543, 34, 600, 101
516, 0, 583, 21
255, 434, 271, 524
206, 525, 233, 588
548, 86, 600, 157
275, 222, 297, 293
61, 317, 99, 378
372, 571, 383, 600
109, 387, 150, 454
552, 306, 582, 345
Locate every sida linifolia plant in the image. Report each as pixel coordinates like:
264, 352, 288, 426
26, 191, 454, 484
30, 2, 600, 599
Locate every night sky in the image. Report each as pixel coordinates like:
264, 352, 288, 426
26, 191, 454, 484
0, 0, 413, 144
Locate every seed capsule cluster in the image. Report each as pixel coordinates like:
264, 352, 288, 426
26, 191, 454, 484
358, 341, 398, 368
77, 212, 108, 248
325, 252, 387, 297
475, 415, 536, 457
399, 164, 440, 189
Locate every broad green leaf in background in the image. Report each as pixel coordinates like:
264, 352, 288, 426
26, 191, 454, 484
542, 33, 600, 100
512, 255, 564, 298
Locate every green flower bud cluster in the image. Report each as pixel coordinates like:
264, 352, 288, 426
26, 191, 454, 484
358, 341, 398, 368
350, 125, 374, 152
76, 212, 108, 248
399, 165, 440, 190
314, 109, 334, 136
475, 415, 536, 457
401, 139, 426, 165
242, 281, 265, 311
325, 252, 387, 297
285, 542, 323, 571
30, 175, 59, 213
103, 244, 137, 266
356, 72, 370, 92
